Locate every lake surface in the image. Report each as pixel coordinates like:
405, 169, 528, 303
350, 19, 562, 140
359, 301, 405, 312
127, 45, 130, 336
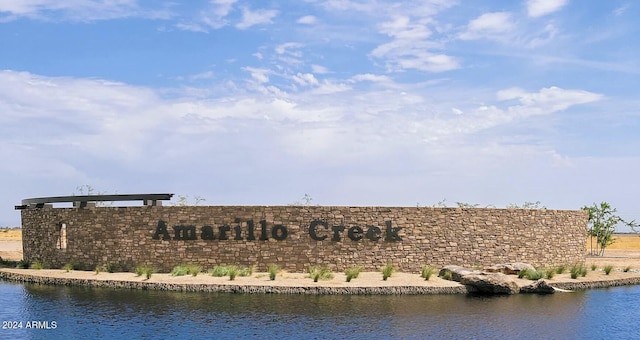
0, 280, 638, 339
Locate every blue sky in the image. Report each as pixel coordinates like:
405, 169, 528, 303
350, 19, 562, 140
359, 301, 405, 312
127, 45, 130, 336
1, 0, 639, 229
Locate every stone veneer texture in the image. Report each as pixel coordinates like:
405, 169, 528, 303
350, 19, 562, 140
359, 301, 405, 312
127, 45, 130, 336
21, 206, 587, 273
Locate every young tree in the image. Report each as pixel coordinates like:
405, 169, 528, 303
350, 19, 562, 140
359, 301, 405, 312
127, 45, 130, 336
583, 202, 638, 256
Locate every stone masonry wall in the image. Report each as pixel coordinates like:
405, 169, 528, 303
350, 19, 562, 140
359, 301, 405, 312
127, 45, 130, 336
21, 206, 588, 273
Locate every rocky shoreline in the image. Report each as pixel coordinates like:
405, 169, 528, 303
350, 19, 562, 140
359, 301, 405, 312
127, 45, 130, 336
3, 267, 640, 295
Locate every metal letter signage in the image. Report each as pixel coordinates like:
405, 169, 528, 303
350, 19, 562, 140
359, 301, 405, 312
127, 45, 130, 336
151, 219, 402, 242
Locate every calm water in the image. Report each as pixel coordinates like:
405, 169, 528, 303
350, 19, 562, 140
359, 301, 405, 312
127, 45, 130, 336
1, 280, 639, 340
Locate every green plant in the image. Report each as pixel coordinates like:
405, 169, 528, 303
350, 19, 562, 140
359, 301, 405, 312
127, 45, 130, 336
30, 260, 46, 270
441, 271, 453, 281
591, 264, 597, 271
545, 268, 555, 279
345, 266, 363, 282
63, 263, 74, 272
144, 267, 153, 280
570, 263, 587, 279
555, 265, 566, 274
520, 269, 544, 280
186, 264, 202, 276
308, 266, 334, 282
171, 265, 189, 276
239, 266, 254, 277
604, 265, 614, 275
381, 263, 394, 281
268, 264, 279, 280
421, 265, 435, 280
624, 266, 632, 273
103, 263, 121, 273
209, 265, 230, 277
135, 264, 153, 277
228, 266, 239, 280
15, 260, 30, 269
95, 265, 101, 274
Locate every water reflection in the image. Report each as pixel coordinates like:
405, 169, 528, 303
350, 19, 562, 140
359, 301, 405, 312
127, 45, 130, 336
0, 281, 637, 339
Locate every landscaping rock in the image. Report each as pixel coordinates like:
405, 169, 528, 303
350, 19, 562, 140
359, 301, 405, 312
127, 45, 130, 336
520, 279, 556, 294
439, 265, 482, 282
486, 262, 535, 275
460, 273, 520, 295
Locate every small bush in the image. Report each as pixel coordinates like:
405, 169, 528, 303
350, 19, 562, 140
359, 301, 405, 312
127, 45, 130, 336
591, 264, 597, 271
570, 263, 587, 279
604, 265, 614, 275
228, 266, 239, 281
520, 269, 544, 280
555, 265, 566, 274
624, 266, 632, 273
518, 270, 527, 279
30, 260, 46, 270
308, 266, 334, 282
268, 264, 279, 281
345, 266, 363, 282
63, 263, 74, 272
135, 264, 153, 277
103, 263, 121, 273
441, 271, 453, 281
171, 265, 189, 276
545, 268, 555, 279
186, 264, 202, 276
144, 267, 153, 280
381, 263, 394, 281
238, 266, 254, 277
421, 265, 435, 281
94, 265, 101, 274
209, 265, 230, 277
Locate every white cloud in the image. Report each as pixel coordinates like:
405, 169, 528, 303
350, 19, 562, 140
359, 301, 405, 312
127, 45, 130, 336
236, 6, 278, 29
311, 64, 330, 74
0, 0, 142, 21
501, 86, 603, 116
371, 16, 459, 72
177, 0, 237, 32
459, 12, 514, 40
527, 0, 568, 18
297, 15, 316, 24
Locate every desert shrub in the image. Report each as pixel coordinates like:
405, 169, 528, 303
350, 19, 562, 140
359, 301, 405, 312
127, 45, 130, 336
381, 263, 394, 281
170, 265, 189, 276
345, 266, 363, 282
520, 269, 544, 280
135, 264, 153, 277
268, 264, 279, 281
421, 265, 435, 281
591, 264, 597, 271
238, 266, 254, 277
228, 266, 239, 280
30, 260, 46, 270
144, 267, 153, 280
103, 263, 122, 273
186, 264, 202, 276
94, 265, 101, 274
63, 263, 74, 272
441, 271, 453, 281
209, 265, 230, 277
555, 265, 566, 274
604, 265, 614, 275
624, 266, 632, 273
570, 263, 587, 279
308, 266, 334, 282
545, 268, 555, 279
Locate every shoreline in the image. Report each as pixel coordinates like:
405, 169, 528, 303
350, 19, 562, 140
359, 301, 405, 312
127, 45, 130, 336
3, 267, 640, 295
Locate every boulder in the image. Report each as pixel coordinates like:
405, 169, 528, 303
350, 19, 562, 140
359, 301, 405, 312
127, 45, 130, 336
460, 273, 520, 295
439, 265, 482, 282
520, 279, 556, 294
486, 262, 536, 275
